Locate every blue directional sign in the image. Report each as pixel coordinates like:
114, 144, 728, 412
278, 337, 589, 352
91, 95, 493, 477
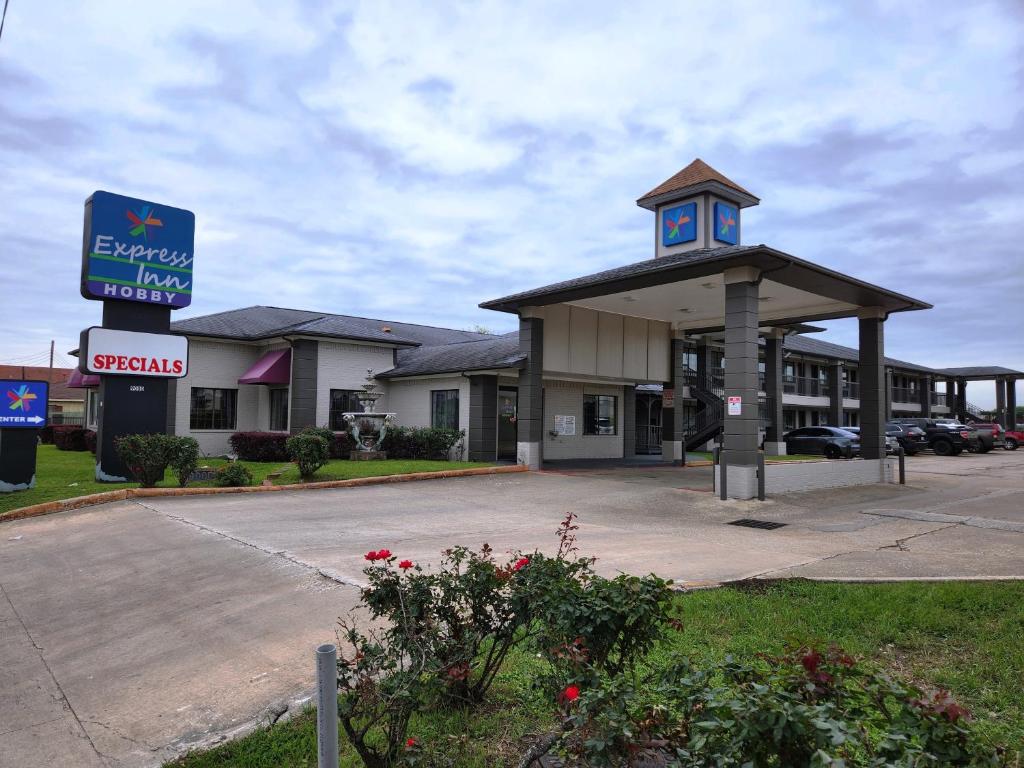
81, 191, 196, 309
0, 380, 49, 429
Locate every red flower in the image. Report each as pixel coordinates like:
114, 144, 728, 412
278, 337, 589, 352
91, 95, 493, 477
512, 557, 530, 572
377, 549, 392, 560
399, 559, 414, 570
560, 684, 581, 704
364, 550, 380, 562
801, 650, 822, 675
405, 737, 417, 748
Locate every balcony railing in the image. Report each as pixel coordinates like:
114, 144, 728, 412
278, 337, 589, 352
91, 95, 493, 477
635, 424, 662, 455
782, 376, 827, 397
931, 392, 947, 406
890, 386, 917, 403
842, 382, 859, 399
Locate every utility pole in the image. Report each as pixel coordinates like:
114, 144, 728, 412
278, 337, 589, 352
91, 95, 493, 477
48, 340, 54, 384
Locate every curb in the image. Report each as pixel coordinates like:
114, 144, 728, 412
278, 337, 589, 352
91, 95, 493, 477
0, 465, 528, 523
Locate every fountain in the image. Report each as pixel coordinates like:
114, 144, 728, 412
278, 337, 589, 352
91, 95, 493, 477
342, 369, 396, 460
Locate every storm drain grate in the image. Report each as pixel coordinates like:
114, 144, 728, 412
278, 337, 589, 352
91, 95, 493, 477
727, 518, 787, 530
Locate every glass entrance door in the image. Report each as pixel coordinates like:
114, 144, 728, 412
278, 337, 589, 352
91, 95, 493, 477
497, 388, 518, 460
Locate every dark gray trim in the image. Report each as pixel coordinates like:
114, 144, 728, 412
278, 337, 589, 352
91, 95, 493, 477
517, 317, 544, 445
623, 385, 637, 458
722, 280, 760, 466
858, 318, 886, 460
919, 375, 932, 419
828, 361, 843, 426
764, 336, 784, 442
1006, 378, 1017, 429
289, 339, 318, 432
166, 379, 177, 434
468, 375, 498, 462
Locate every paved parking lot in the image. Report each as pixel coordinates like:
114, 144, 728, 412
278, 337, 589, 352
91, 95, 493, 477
2, 449, 1022, 767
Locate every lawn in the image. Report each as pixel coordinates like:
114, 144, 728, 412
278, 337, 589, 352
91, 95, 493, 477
0, 445, 493, 517
166, 580, 1024, 767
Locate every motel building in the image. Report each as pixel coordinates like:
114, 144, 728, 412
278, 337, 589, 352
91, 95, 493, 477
69, 161, 1021, 499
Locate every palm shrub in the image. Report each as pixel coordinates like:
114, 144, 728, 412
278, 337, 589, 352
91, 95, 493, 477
285, 432, 329, 480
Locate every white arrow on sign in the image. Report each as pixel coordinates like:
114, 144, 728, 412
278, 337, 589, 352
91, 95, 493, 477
28, 416, 44, 424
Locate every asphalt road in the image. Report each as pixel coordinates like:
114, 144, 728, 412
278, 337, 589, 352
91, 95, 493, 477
2, 449, 1022, 767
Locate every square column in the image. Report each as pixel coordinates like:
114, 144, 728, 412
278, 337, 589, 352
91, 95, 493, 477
995, 377, 1007, 426
516, 314, 543, 469
721, 267, 760, 498
763, 330, 786, 454
956, 379, 967, 421
468, 375, 498, 461
662, 338, 686, 464
884, 367, 893, 420
828, 361, 843, 426
623, 386, 637, 458
944, 377, 955, 412
858, 309, 886, 460
1007, 378, 1017, 430
919, 375, 932, 419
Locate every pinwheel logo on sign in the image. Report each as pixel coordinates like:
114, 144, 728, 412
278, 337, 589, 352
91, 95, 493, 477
7, 385, 37, 412
662, 202, 697, 246
127, 205, 163, 240
713, 201, 738, 245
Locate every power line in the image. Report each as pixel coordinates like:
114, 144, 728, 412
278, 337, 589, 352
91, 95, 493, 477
0, 0, 10, 45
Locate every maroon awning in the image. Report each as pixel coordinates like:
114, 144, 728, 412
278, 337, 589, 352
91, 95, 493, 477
238, 348, 291, 385
68, 370, 100, 388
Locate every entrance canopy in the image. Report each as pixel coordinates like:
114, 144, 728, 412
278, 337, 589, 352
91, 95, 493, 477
933, 366, 1024, 382
238, 348, 291, 385
480, 245, 930, 329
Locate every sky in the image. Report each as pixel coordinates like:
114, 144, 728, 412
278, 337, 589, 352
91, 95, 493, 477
1, 0, 1022, 407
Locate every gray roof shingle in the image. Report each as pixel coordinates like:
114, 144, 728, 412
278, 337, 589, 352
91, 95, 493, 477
170, 306, 493, 347
378, 333, 524, 378
931, 366, 1024, 378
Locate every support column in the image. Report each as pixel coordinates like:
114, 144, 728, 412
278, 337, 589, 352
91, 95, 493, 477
516, 314, 543, 469
944, 377, 955, 414
956, 379, 967, 421
468, 375, 498, 461
828, 360, 843, 427
288, 339, 318, 433
919, 375, 932, 420
721, 267, 760, 499
763, 330, 786, 455
662, 338, 686, 464
858, 309, 886, 460
884, 367, 893, 420
995, 377, 1006, 426
1007, 378, 1017, 430
623, 386, 637, 458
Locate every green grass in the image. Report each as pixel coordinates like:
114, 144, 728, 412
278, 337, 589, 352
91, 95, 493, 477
166, 581, 1024, 766
274, 459, 493, 485
0, 446, 492, 516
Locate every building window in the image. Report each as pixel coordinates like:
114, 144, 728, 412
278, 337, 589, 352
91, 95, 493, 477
431, 389, 459, 430
86, 390, 99, 429
783, 409, 796, 431
190, 388, 237, 430
329, 389, 362, 431
583, 394, 617, 435
269, 388, 289, 431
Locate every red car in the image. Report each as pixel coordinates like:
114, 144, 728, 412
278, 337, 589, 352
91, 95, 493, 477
1004, 428, 1022, 451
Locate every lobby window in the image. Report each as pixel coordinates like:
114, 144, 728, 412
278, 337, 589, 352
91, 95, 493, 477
269, 388, 289, 432
190, 388, 237, 430
329, 389, 362, 431
583, 394, 617, 435
431, 390, 459, 430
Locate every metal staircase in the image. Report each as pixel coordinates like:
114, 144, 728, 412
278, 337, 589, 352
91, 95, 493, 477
682, 367, 724, 451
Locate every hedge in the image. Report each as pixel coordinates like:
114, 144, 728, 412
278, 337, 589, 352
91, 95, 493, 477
84, 430, 97, 454
230, 430, 356, 462
381, 426, 464, 460
52, 425, 89, 451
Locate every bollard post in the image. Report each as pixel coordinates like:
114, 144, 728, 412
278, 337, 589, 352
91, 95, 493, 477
719, 451, 728, 501
316, 643, 338, 768
898, 446, 906, 485
757, 451, 765, 501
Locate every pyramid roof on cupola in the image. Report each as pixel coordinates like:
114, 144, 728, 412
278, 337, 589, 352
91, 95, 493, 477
636, 158, 760, 210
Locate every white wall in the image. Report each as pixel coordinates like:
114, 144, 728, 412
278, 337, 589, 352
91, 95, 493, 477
315, 341, 395, 425
384, 375, 470, 459
543, 380, 625, 460
174, 339, 264, 456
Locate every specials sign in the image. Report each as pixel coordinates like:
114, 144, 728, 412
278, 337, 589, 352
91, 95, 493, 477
81, 191, 195, 309
79, 327, 189, 378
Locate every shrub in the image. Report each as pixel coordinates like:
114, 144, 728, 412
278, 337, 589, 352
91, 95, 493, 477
84, 430, 97, 454
52, 425, 89, 451
229, 431, 290, 462
166, 436, 200, 487
213, 462, 253, 487
328, 431, 356, 459
381, 426, 464, 460
114, 433, 174, 487
39, 425, 55, 444
285, 433, 329, 480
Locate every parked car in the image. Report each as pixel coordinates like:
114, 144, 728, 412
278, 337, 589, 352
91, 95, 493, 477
965, 422, 1005, 451
891, 418, 978, 456
1004, 428, 1023, 450
933, 418, 991, 453
837, 426, 901, 454
784, 426, 859, 458
885, 422, 929, 455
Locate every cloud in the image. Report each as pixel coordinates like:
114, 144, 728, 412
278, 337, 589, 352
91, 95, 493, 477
1, 0, 1022, 407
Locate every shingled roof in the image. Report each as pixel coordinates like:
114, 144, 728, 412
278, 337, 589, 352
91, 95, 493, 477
170, 306, 493, 347
637, 159, 759, 209
378, 333, 524, 378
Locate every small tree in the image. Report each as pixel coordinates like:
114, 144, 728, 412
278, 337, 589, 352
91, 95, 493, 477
286, 432, 329, 480
166, 437, 200, 487
114, 434, 174, 487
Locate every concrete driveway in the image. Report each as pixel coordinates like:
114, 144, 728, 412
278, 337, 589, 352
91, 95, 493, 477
2, 450, 1022, 767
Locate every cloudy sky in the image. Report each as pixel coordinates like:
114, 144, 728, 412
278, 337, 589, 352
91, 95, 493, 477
1, 1, 1022, 406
